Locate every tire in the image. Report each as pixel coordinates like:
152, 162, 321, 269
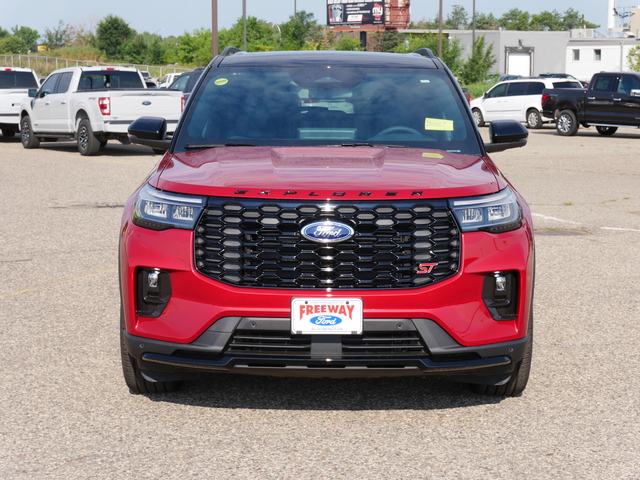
556, 109, 578, 136
470, 314, 533, 397
120, 307, 182, 394
472, 108, 485, 127
596, 126, 618, 136
2, 128, 16, 137
76, 118, 101, 156
526, 109, 543, 129
20, 115, 40, 149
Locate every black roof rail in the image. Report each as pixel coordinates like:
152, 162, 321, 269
220, 47, 243, 57
413, 48, 436, 58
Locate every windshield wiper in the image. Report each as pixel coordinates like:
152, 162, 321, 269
184, 143, 256, 150
340, 143, 403, 148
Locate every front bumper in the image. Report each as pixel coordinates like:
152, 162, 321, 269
124, 316, 530, 382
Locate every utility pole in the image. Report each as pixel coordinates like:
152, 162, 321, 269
212, 0, 218, 57
438, 0, 443, 58
243, 0, 247, 51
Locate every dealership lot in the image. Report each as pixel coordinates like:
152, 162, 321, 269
0, 128, 638, 479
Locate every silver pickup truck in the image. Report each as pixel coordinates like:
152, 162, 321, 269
0, 67, 39, 138
20, 66, 183, 155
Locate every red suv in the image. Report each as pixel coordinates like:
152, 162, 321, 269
120, 48, 534, 396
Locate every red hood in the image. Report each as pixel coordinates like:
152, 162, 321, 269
151, 146, 504, 200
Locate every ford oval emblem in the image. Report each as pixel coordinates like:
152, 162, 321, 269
310, 315, 342, 326
142, 101, 152, 106
301, 221, 355, 243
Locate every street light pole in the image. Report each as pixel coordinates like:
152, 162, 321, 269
212, 0, 218, 57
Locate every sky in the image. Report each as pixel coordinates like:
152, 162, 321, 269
1, 1, 622, 40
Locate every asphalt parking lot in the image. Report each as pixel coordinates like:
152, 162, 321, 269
1, 127, 639, 479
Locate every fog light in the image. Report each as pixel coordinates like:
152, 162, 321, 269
483, 272, 518, 321
137, 268, 172, 317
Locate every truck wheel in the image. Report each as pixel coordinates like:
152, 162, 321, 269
526, 109, 542, 129
77, 118, 101, 156
470, 314, 533, 397
556, 110, 578, 136
120, 307, 182, 394
2, 128, 16, 137
20, 115, 40, 149
596, 126, 617, 136
472, 108, 485, 127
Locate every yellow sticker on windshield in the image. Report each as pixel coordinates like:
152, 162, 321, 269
422, 152, 443, 159
215, 78, 229, 86
425, 118, 454, 131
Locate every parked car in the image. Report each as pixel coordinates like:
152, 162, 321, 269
541, 71, 640, 136
0, 67, 39, 137
539, 73, 588, 88
20, 66, 183, 155
157, 72, 183, 89
167, 68, 204, 100
121, 47, 534, 397
471, 77, 584, 129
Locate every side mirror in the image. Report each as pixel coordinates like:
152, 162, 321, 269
128, 116, 171, 150
484, 119, 528, 153
28, 88, 37, 98
483, 91, 489, 99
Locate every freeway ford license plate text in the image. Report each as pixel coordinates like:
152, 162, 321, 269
291, 298, 363, 335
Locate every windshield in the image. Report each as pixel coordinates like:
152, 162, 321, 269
174, 66, 481, 155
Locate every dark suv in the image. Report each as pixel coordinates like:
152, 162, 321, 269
121, 48, 534, 396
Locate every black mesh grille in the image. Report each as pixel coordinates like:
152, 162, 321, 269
223, 330, 428, 358
194, 198, 460, 289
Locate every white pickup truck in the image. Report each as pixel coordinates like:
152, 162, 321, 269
20, 66, 183, 155
0, 67, 40, 138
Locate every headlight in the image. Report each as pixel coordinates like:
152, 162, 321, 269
449, 188, 522, 233
133, 183, 206, 230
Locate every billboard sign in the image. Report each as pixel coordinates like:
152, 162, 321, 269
327, 1, 385, 26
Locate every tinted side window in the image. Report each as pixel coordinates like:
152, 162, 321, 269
506, 82, 527, 96
40, 74, 59, 96
488, 83, 507, 97
527, 82, 545, 95
617, 75, 640, 95
592, 76, 617, 93
55, 72, 74, 94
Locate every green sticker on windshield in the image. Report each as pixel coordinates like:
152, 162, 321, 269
215, 78, 229, 86
425, 118, 454, 131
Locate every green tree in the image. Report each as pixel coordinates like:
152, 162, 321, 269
562, 8, 599, 29
459, 36, 496, 84
499, 9, 531, 30
333, 35, 363, 51
394, 34, 463, 76
628, 45, 640, 71
11, 26, 39, 48
0, 27, 10, 39
530, 10, 563, 31
96, 15, 135, 59
219, 16, 277, 52
279, 11, 321, 51
0, 36, 29, 54
473, 13, 499, 30
42, 21, 71, 49
444, 6, 469, 29
177, 28, 212, 66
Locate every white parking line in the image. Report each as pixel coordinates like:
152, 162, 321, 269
532, 213, 639, 233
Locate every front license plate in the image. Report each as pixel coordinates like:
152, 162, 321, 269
291, 298, 363, 335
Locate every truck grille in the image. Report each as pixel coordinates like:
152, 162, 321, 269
194, 198, 460, 289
